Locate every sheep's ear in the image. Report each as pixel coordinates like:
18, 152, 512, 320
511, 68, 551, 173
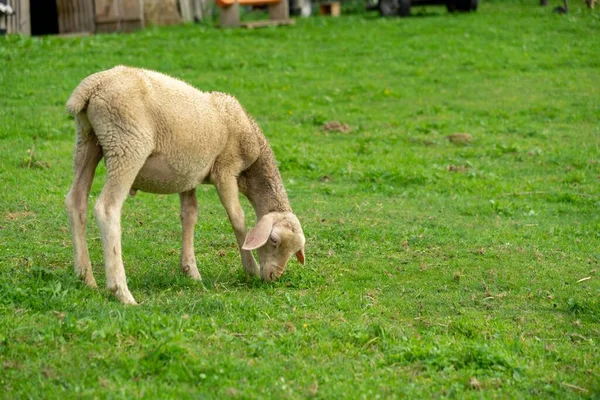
242, 215, 274, 250
296, 248, 305, 265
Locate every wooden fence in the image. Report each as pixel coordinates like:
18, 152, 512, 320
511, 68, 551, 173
56, 0, 95, 34
2, 0, 30, 35
95, 0, 144, 33
2, 0, 212, 36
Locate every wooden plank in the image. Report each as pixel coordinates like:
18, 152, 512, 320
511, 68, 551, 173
68, 0, 75, 32
0, 2, 7, 33
6, 0, 30, 35
7, 0, 16, 34
5, 0, 13, 34
56, 0, 63, 31
218, 0, 290, 28
193, 0, 213, 21
7, 0, 15, 34
144, 0, 180, 26
268, 0, 288, 20
242, 18, 294, 28
20, 0, 30, 34
217, 0, 280, 7
124, 0, 141, 22
85, 0, 95, 31
192, 0, 204, 21
57, 31, 92, 37
56, 0, 62, 31
95, 0, 143, 32
219, 0, 239, 27
96, 0, 123, 23
61, 0, 73, 33
76, 0, 83, 32
69, 0, 75, 32
73, 0, 80, 31
57, 0, 95, 34
179, 0, 193, 22
95, 19, 142, 33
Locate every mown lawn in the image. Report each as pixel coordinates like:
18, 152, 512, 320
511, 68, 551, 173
1, 1, 599, 398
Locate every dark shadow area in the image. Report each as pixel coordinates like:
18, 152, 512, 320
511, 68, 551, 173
411, 7, 449, 17
30, 0, 59, 36
361, 7, 448, 20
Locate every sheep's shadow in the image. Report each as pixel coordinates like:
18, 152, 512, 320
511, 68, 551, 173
129, 265, 273, 293
13, 263, 308, 310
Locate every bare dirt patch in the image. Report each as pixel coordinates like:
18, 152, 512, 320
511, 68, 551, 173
323, 121, 351, 133
5, 211, 35, 221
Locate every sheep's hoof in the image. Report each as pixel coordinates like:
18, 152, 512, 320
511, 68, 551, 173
181, 262, 202, 280
189, 271, 202, 280
79, 274, 98, 288
75, 265, 97, 288
85, 277, 98, 289
110, 286, 138, 305
117, 293, 138, 305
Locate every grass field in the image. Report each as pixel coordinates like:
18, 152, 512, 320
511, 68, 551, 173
1, 0, 599, 398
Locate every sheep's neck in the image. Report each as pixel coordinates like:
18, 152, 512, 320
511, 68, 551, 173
242, 146, 292, 218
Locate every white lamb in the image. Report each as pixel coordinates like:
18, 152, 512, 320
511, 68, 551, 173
65, 66, 306, 305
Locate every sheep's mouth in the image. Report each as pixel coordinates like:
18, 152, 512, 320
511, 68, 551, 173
264, 265, 285, 281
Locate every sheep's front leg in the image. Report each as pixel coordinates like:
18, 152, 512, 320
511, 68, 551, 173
95, 157, 148, 305
179, 189, 201, 280
215, 177, 260, 276
65, 135, 102, 288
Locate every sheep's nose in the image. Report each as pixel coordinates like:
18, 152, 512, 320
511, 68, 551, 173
269, 271, 276, 281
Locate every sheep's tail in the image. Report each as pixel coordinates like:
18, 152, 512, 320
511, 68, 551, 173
66, 73, 103, 115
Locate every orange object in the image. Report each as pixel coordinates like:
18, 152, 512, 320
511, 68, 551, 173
319, 2, 341, 16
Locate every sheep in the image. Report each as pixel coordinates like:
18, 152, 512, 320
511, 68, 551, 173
65, 66, 306, 305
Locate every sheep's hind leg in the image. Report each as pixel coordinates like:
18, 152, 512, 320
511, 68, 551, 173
215, 176, 260, 277
179, 189, 201, 280
94, 152, 150, 305
65, 134, 102, 288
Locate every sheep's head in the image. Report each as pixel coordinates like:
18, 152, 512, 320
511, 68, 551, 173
242, 212, 305, 281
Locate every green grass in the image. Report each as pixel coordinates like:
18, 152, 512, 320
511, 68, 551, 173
1, 1, 600, 398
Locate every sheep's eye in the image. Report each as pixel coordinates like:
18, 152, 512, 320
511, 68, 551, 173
270, 236, 278, 245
